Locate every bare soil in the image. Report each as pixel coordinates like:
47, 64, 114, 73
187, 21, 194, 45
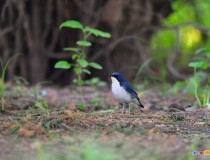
0, 85, 210, 160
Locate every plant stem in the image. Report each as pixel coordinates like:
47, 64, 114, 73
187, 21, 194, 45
194, 67, 201, 106
0, 54, 20, 111
81, 29, 87, 58
77, 29, 88, 86
1, 81, 5, 111
1, 62, 7, 111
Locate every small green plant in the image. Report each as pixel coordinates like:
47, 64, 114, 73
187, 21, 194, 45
76, 102, 88, 111
54, 20, 111, 86
31, 81, 49, 100
11, 76, 29, 96
185, 138, 200, 160
0, 54, 19, 111
34, 141, 46, 160
31, 82, 50, 115
188, 47, 210, 107
34, 100, 49, 115
13, 76, 29, 86
169, 47, 210, 107
91, 98, 100, 108
85, 77, 107, 87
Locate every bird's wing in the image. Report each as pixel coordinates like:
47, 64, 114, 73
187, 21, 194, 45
120, 81, 138, 98
121, 81, 144, 108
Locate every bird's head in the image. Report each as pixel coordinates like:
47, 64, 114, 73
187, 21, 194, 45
109, 72, 125, 83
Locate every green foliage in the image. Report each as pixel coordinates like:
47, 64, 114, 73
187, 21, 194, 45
91, 98, 100, 108
59, 20, 83, 29
55, 20, 111, 86
170, 47, 210, 107
164, 1, 196, 26
88, 62, 102, 69
30, 82, 50, 115
150, 0, 210, 81
33, 139, 120, 160
0, 54, 20, 111
76, 41, 92, 47
79, 142, 118, 160
31, 81, 49, 100
11, 76, 29, 96
85, 77, 107, 87
85, 26, 111, 38
12, 76, 29, 86
196, 1, 210, 27
188, 47, 210, 107
55, 61, 71, 69
188, 61, 207, 69
34, 101, 49, 115
76, 103, 88, 111
185, 138, 200, 160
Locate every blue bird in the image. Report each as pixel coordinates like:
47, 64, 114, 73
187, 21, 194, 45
109, 72, 144, 114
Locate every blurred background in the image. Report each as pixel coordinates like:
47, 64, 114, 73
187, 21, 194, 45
0, 0, 209, 85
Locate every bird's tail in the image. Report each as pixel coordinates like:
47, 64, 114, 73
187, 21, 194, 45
137, 98, 144, 108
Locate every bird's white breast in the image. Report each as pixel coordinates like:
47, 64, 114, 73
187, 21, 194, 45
111, 77, 131, 103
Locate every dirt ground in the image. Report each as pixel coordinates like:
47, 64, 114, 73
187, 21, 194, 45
0, 85, 210, 160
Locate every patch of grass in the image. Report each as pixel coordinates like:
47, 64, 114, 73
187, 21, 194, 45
184, 138, 201, 160
34, 100, 49, 115
32, 138, 121, 160
76, 103, 88, 111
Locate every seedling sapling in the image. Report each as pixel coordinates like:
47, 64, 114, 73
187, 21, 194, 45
0, 54, 20, 111
188, 47, 210, 107
54, 20, 111, 86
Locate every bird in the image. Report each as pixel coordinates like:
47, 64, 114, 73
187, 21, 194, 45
109, 72, 144, 114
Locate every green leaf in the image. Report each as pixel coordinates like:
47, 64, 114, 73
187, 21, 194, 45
76, 103, 87, 110
85, 27, 111, 38
76, 40, 92, 47
77, 59, 88, 67
72, 54, 78, 60
74, 67, 82, 75
206, 52, 210, 58
83, 69, 91, 74
90, 77, 100, 84
195, 48, 206, 55
73, 79, 84, 86
188, 61, 208, 69
89, 62, 102, 69
63, 47, 81, 52
77, 80, 84, 86
54, 61, 71, 69
59, 20, 83, 29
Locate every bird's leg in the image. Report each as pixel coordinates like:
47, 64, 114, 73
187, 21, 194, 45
128, 103, 130, 115
123, 103, 130, 115
122, 103, 125, 114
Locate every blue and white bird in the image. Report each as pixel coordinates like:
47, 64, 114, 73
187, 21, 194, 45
109, 72, 144, 114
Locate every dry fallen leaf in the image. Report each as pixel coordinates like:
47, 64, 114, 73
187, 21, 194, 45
18, 121, 45, 138
18, 127, 35, 138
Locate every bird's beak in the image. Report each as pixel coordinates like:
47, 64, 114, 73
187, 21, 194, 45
108, 74, 112, 77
